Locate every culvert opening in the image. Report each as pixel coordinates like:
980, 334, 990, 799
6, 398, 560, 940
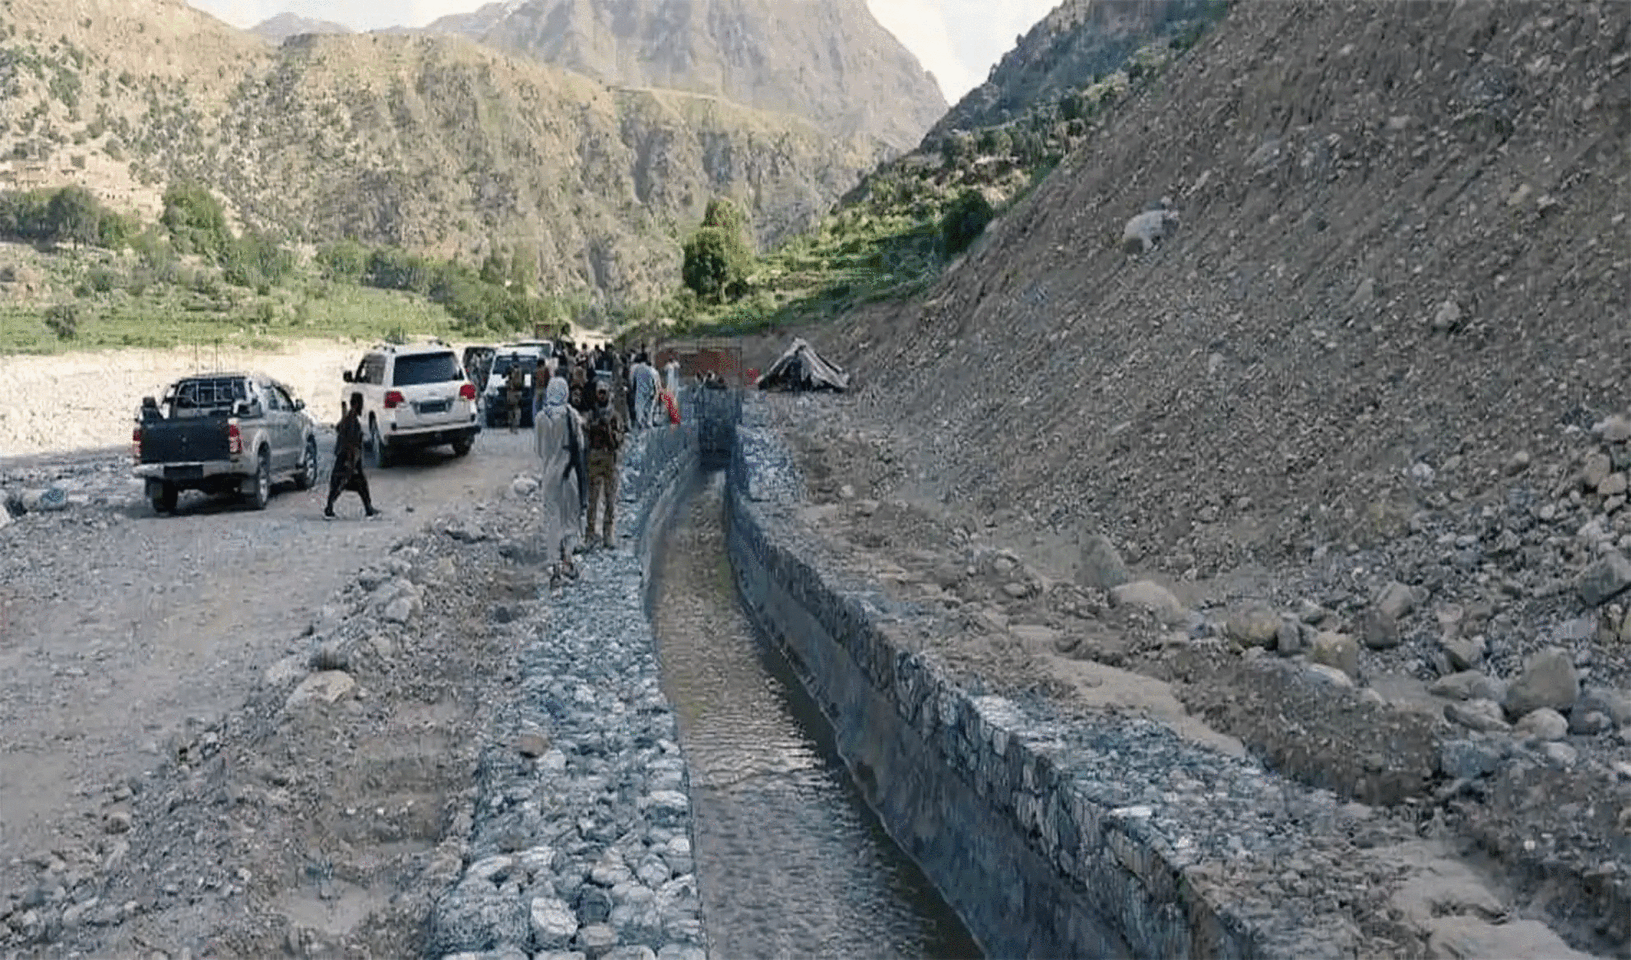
649, 467, 982, 959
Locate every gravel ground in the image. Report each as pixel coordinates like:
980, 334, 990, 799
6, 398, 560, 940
0, 419, 705, 958
754, 388, 1629, 956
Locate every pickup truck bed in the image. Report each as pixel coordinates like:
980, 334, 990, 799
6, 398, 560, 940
138, 413, 233, 464
133, 374, 318, 514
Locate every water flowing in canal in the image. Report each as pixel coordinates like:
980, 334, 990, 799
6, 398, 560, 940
649, 470, 981, 960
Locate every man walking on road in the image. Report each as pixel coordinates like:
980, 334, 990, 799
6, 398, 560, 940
326, 392, 379, 519
584, 381, 624, 549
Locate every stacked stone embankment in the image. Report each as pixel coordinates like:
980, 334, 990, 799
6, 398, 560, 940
430, 424, 708, 960
723, 394, 1597, 959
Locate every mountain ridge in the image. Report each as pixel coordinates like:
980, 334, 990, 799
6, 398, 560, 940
0, 0, 903, 300
248, 12, 354, 42
428, 0, 946, 153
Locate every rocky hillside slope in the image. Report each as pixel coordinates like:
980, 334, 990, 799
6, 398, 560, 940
923, 0, 1224, 144
428, 0, 946, 153
835, 0, 1629, 575
0, 0, 889, 299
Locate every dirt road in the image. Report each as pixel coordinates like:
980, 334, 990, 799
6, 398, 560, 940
0, 425, 542, 951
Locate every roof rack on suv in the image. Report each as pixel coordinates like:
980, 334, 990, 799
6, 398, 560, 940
373, 336, 451, 351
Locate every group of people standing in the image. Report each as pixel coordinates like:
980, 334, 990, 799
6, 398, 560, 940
320, 342, 685, 586
529, 342, 680, 588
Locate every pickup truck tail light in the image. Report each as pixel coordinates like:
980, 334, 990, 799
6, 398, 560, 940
131, 426, 141, 463
459, 383, 476, 401
227, 422, 242, 456
384, 390, 406, 409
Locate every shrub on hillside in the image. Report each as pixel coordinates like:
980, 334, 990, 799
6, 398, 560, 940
86, 265, 120, 293
0, 186, 131, 249
222, 231, 295, 288
316, 239, 369, 283
364, 246, 434, 294
160, 181, 232, 262
43, 303, 79, 339
941, 189, 996, 257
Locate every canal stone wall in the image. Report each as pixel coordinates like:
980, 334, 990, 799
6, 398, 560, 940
723, 397, 1370, 959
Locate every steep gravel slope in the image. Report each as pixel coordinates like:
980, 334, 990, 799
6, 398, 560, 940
833, 0, 1628, 575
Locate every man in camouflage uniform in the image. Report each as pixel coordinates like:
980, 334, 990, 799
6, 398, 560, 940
583, 381, 624, 549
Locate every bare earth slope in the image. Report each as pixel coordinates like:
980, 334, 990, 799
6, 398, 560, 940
842, 0, 1629, 575
444, 0, 946, 153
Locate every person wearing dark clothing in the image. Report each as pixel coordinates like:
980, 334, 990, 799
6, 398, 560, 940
505, 363, 527, 433
326, 392, 378, 519
583, 381, 625, 549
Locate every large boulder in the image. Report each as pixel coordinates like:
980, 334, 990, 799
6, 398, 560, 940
1109, 580, 1186, 625
1577, 550, 1631, 606
1356, 607, 1401, 649
1309, 631, 1359, 678
1374, 580, 1420, 620
1430, 671, 1506, 703
1502, 647, 1580, 719
1575, 687, 1631, 726
1121, 208, 1179, 253
1515, 708, 1569, 741
1444, 698, 1511, 733
1076, 533, 1131, 590
1225, 604, 1282, 648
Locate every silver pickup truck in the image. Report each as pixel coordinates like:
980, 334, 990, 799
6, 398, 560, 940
132, 373, 319, 514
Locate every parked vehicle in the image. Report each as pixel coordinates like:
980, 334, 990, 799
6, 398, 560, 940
132, 373, 318, 514
481, 342, 553, 428
342, 339, 480, 467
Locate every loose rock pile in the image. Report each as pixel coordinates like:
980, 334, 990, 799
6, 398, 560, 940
2, 433, 708, 959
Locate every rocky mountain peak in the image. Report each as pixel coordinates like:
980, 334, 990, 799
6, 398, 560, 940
430, 0, 946, 152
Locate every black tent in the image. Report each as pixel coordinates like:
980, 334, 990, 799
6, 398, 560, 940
756, 338, 850, 392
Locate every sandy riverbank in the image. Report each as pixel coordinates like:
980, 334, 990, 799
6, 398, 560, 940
0, 339, 385, 458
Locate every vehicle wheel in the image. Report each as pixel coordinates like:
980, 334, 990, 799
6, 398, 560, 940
151, 483, 177, 514
368, 419, 391, 469
295, 437, 318, 490
451, 435, 473, 457
249, 451, 272, 510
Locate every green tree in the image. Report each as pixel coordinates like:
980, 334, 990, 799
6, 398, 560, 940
682, 228, 742, 302
682, 198, 753, 302
45, 185, 101, 248
941, 189, 996, 257
160, 181, 231, 261
0, 190, 54, 241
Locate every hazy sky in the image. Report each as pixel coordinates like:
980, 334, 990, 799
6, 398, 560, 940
183, 0, 1060, 104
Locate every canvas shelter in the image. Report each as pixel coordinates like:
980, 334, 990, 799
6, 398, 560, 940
756, 338, 850, 392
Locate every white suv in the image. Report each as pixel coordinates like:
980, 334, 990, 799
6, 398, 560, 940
342, 340, 480, 467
